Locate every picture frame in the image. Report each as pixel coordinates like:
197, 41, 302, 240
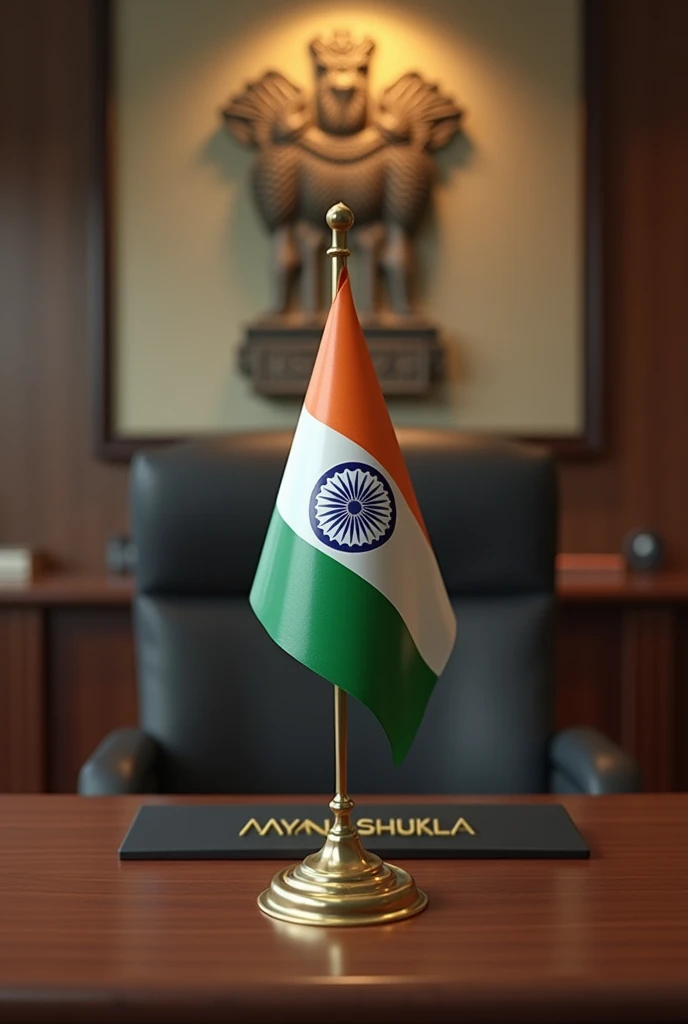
92, 0, 603, 461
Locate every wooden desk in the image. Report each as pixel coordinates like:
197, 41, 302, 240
0, 794, 687, 1023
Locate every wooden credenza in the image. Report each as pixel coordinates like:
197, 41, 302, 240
1, 573, 686, 793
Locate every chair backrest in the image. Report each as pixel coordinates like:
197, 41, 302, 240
131, 430, 556, 794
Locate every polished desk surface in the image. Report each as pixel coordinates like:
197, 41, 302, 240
0, 794, 687, 1023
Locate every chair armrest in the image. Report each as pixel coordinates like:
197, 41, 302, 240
78, 727, 161, 795
548, 726, 642, 795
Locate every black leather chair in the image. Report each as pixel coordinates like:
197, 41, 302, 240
79, 431, 640, 796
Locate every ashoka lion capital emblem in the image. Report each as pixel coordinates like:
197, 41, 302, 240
222, 30, 463, 319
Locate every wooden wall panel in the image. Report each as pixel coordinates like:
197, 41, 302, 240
48, 609, 137, 793
559, 0, 688, 565
0, 0, 129, 574
1, 0, 688, 572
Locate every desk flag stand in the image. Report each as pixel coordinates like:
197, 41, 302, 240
256, 204, 428, 927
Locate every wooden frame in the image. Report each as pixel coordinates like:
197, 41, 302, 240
92, 0, 604, 461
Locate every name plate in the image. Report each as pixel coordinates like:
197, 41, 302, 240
118, 803, 589, 860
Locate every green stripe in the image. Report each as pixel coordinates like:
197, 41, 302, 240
250, 508, 437, 764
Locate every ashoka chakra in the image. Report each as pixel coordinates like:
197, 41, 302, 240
309, 461, 397, 553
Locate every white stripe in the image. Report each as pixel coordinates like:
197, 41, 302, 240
276, 407, 456, 676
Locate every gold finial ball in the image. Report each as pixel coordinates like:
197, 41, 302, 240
326, 202, 355, 232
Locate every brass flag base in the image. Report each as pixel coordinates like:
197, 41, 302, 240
258, 794, 428, 927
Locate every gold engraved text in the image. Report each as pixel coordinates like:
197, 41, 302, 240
238, 815, 477, 838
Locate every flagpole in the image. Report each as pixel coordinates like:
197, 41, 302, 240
256, 203, 427, 927
325, 202, 355, 826
334, 687, 347, 801
326, 200, 353, 304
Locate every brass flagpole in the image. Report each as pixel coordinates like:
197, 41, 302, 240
257, 203, 428, 927
326, 203, 355, 875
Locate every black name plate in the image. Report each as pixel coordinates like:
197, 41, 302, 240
118, 803, 589, 861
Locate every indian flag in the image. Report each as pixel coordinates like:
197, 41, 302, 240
250, 271, 456, 763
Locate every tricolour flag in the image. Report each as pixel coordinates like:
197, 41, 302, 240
250, 271, 456, 763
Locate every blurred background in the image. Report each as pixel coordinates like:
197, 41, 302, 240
1, 0, 687, 796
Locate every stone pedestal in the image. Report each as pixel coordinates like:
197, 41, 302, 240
239, 313, 444, 397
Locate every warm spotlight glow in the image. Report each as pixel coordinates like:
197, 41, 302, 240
115, 0, 583, 438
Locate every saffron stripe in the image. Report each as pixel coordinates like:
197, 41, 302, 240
304, 273, 428, 537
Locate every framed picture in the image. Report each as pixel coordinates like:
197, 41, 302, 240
93, 0, 602, 459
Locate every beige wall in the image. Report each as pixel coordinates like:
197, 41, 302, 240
114, 0, 582, 437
